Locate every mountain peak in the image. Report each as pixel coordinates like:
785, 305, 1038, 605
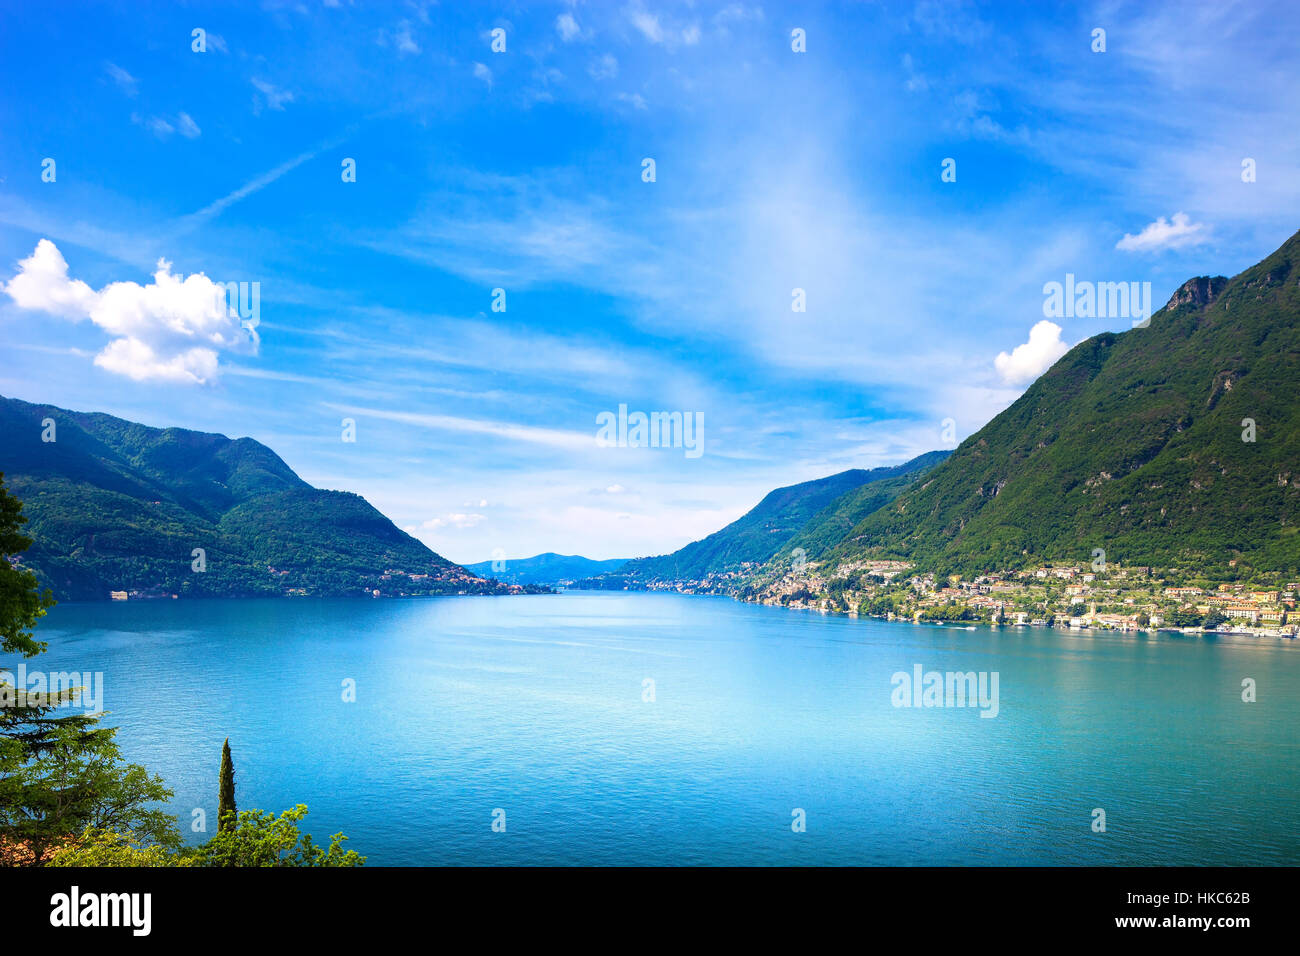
1164, 275, 1228, 311
0, 396, 510, 600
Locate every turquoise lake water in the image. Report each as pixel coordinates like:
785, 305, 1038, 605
10, 591, 1299, 865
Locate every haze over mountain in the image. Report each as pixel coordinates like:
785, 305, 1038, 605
0, 396, 512, 600
464, 552, 628, 586
585, 451, 950, 588
581, 230, 1300, 601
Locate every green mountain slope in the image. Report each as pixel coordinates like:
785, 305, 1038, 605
592, 451, 948, 587
769, 450, 951, 563
821, 229, 1300, 577
464, 552, 628, 585
0, 396, 510, 600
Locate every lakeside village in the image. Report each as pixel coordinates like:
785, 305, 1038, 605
98, 565, 539, 601
673, 561, 1299, 638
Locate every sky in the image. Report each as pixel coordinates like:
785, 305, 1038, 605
1, 0, 1298, 565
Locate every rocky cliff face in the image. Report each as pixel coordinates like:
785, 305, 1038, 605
1164, 275, 1228, 310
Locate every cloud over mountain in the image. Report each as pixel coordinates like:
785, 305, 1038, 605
994, 320, 1070, 386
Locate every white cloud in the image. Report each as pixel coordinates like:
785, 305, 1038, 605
383, 21, 421, 55
588, 54, 618, 80
628, 6, 700, 47
473, 62, 493, 89
420, 513, 485, 531
134, 113, 174, 138
1116, 212, 1209, 252
994, 320, 1070, 386
556, 13, 580, 41
176, 112, 201, 138
902, 54, 928, 92
251, 78, 294, 112
3, 240, 96, 318
3, 239, 255, 385
630, 9, 665, 43
104, 62, 138, 96
322, 402, 596, 452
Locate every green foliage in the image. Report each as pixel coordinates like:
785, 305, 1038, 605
771, 466, 942, 563
50, 803, 365, 867
0, 715, 178, 865
818, 231, 1300, 579
48, 828, 197, 867
3, 477, 365, 867
1, 475, 177, 865
0, 472, 55, 657
594, 451, 948, 586
218, 738, 236, 832
0, 398, 503, 600
192, 805, 365, 867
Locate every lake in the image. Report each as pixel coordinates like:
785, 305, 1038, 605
10, 591, 1299, 865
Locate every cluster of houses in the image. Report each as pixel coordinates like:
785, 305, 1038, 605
826, 563, 1298, 637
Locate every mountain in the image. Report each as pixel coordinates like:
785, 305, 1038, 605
464, 552, 628, 585
586, 451, 949, 588
815, 229, 1300, 578
0, 396, 519, 600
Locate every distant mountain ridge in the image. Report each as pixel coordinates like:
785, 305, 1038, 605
465, 552, 628, 585
0, 396, 515, 600
584, 450, 950, 588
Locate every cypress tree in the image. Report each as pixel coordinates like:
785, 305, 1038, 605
218, 738, 236, 832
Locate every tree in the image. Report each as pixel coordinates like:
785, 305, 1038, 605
194, 805, 364, 867
218, 738, 236, 832
46, 828, 197, 867
0, 474, 176, 865
0, 472, 55, 657
1202, 610, 1227, 630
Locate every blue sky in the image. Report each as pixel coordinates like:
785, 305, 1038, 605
1, 1, 1297, 565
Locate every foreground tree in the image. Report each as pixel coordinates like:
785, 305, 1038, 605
193, 805, 365, 867
0, 473, 176, 865
52, 804, 365, 867
218, 738, 237, 832
0, 471, 53, 658
2, 476, 364, 868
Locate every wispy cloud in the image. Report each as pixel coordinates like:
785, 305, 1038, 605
177, 112, 201, 139
322, 403, 597, 452
104, 62, 138, 96
251, 77, 294, 112
174, 144, 331, 233
556, 13, 581, 42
